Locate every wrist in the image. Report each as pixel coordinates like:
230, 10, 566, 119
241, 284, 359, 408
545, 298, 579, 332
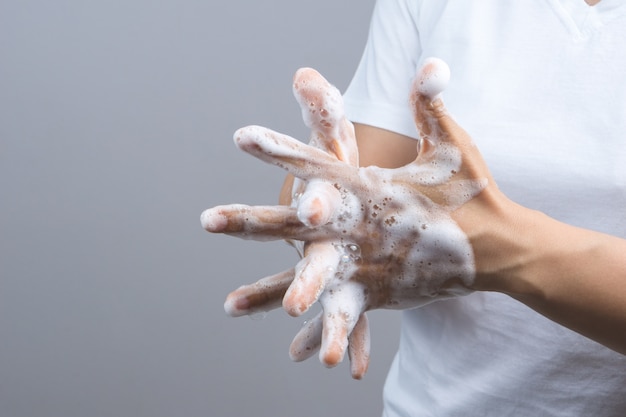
452, 188, 547, 296
456, 189, 609, 301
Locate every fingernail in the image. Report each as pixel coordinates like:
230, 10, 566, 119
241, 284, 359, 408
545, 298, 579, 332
297, 196, 326, 227
321, 348, 343, 368
224, 293, 249, 317
232, 125, 261, 150
283, 294, 307, 317
200, 208, 228, 232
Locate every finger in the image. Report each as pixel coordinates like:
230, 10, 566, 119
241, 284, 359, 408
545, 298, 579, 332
410, 57, 451, 139
410, 57, 491, 179
201, 204, 319, 241
282, 176, 307, 255
234, 125, 352, 183
348, 313, 371, 380
289, 312, 323, 362
293, 68, 359, 166
224, 268, 295, 317
279, 174, 297, 206
283, 241, 341, 317
289, 310, 371, 379
318, 282, 365, 368
296, 179, 342, 227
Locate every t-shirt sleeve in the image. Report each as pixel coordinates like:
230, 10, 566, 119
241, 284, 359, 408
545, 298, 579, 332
343, 0, 422, 140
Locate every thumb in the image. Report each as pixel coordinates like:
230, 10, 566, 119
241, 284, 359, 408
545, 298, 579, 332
410, 57, 491, 180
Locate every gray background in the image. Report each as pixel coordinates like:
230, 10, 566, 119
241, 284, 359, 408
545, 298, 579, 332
1, 1, 403, 416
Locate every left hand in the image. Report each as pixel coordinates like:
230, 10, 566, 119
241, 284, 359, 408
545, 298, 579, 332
202, 58, 492, 378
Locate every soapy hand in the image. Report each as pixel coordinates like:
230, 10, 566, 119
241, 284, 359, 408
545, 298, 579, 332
202, 58, 491, 378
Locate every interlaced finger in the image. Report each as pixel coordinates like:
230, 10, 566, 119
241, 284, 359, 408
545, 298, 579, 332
201, 204, 325, 241
234, 126, 354, 185
293, 67, 359, 167
289, 311, 323, 362
283, 241, 342, 317
296, 179, 342, 227
224, 268, 295, 317
318, 282, 366, 368
348, 313, 370, 380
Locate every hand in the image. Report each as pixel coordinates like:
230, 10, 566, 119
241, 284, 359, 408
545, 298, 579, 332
202, 58, 493, 378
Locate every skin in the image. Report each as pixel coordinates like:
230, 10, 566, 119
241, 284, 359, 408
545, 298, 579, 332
209, 60, 487, 378
361, 65, 626, 356
355, 117, 626, 359
203, 54, 626, 379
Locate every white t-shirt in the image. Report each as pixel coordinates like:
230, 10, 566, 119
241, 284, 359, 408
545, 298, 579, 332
343, 0, 626, 416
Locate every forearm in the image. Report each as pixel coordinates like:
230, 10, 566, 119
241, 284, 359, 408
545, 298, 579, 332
459, 191, 626, 354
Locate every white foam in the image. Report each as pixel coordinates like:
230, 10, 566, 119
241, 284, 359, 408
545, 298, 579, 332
214, 60, 487, 370
414, 57, 450, 100
286, 62, 483, 363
